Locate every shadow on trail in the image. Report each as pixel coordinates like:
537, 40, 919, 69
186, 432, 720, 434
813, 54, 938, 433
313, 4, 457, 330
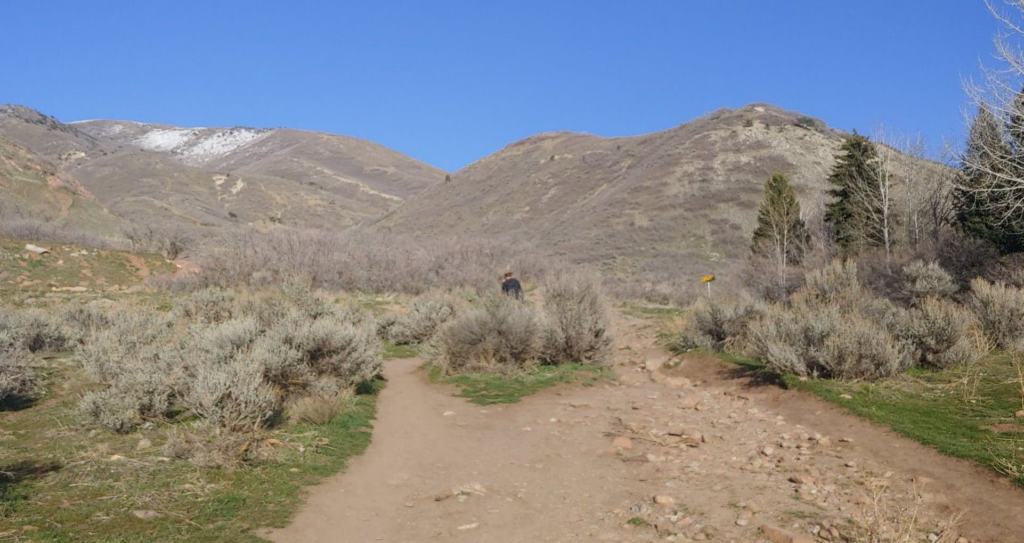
722, 364, 787, 389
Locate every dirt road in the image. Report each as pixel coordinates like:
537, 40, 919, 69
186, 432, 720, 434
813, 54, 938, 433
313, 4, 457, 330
267, 313, 1024, 542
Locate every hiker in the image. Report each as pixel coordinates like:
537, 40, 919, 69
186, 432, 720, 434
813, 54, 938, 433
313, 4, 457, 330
501, 271, 523, 299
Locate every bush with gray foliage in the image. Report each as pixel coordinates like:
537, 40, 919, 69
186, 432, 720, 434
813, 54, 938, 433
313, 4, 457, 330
684, 296, 765, 351
378, 295, 457, 345
77, 285, 381, 434
745, 260, 914, 379
431, 297, 545, 374
968, 278, 1024, 351
905, 297, 985, 368
902, 260, 957, 301
0, 308, 76, 353
0, 348, 39, 405
540, 272, 612, 364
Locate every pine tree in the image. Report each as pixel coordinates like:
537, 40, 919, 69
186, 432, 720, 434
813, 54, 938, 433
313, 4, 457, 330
824, 134, 894, 255
955, 105, 1024, 253
751, 173, 809, 284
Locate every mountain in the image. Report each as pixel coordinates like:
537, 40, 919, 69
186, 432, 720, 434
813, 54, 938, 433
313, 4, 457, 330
2, 103, 936, 292
371, 104, 879, 285
0, 105, 446, 234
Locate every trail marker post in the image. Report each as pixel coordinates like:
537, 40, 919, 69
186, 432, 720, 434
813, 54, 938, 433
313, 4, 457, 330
701, 274, 715, 297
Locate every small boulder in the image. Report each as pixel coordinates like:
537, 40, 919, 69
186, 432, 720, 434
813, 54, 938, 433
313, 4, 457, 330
653, 495, 675, 506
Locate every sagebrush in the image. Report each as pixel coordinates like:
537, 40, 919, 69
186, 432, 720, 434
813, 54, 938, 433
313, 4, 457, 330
431, 297, 545, 374
378, 294, 457, 345
968, 278, 1024, 351
541, 272, 612, 364
76, 285, 381, 434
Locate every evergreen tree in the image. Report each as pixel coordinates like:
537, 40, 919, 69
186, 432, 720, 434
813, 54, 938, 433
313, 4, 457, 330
824, 134, 894, 254
955, 105, 1024, 252
751, 173, 809, 279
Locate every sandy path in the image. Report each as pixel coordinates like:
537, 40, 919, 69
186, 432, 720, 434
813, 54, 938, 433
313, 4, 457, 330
268, 313, 1024, 543
266, 357, 641, 542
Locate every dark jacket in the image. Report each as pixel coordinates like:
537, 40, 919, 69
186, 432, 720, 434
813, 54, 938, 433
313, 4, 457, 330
501, 277, 523, 299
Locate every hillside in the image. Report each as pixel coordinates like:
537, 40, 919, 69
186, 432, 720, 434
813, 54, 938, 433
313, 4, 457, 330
0, 106, 446, 234
0, 136, 124, 238
372, 104, 853, 285
2, 103, 936, 290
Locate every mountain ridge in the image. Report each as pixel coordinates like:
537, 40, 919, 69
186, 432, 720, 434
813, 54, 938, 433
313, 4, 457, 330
0, 105, 447, 233
1, 102, 935, 292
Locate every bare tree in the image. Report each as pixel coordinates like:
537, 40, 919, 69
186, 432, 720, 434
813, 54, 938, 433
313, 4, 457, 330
959, 0, 1024, 224
881, 134, 955, 249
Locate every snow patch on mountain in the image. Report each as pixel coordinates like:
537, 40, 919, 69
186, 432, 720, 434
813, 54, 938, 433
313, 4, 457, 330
185, 129, 266, 164
130, 127, 269, 165
135, 129, 196, 152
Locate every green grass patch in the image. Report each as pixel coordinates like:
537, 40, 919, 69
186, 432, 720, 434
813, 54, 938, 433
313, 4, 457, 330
0, 359, 380, 542
619, 301, 684, 319
426, 363, 611, 405
383, 342, 419, 359
713, 351, 1024, 486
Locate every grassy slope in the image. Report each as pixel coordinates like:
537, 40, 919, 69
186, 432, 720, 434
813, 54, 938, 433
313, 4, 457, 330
0, 237, 173, 302
0, 139, 124, 240
0, 357, 379, 542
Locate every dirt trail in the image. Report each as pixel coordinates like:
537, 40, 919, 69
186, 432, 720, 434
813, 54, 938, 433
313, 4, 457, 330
268, 313, 1024, 543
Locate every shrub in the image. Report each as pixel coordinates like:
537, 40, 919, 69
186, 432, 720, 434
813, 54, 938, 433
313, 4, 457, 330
77, 308, 175, 384
182, 360, 279, 432
76, 310, 179, 432
747, 302, 911, 379
174, 287, 236, 323
293, 315, 381, 387
686, 296, 764, 350
903, 260, 957, 301
822, 316, 912, 379
0, 349, 39, 404
432, 297, 544, 374
79, 390, 138, 433
541, 272, 612, 364
162, 427, 261, 468
185, 229, 555, 296
0, 308, 75, 353
188, 317, 260, 364
379, 295, 457, 345
59, 301, 115, 338
77, 284, 382, 434
968, 278, 1024, 351
801, 259, 861, 304
906, 298, 985, 368
286, 393, 351, 425
746, 261, 913, 379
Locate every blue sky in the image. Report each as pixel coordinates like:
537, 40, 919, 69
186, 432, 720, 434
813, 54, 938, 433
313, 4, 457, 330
0, 1, 1001, 170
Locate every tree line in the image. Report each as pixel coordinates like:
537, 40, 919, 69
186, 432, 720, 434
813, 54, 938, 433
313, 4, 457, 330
751, 114, 1024, 290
